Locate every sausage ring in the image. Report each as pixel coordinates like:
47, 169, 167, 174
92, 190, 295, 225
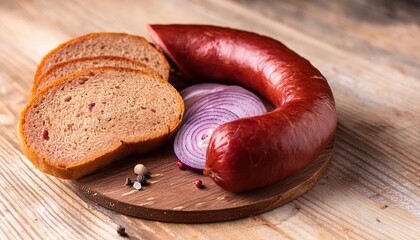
148, 24, 337, 192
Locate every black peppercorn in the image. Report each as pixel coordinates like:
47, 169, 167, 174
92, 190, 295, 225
137, 174, 147, 185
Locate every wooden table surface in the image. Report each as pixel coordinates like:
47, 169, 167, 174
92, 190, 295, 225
1, 0, 419, 239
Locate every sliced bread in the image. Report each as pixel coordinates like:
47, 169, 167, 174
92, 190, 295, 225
19, 67, 184, 179
32, 56, 156, 95
34, 32, 169, 81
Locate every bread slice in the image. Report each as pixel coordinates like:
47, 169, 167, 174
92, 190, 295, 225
19, 67, 184, 179
32, 56, 156, 95
34, 32, 169, 82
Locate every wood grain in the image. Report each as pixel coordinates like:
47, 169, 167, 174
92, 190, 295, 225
1, 0, 419, 239
74, 140, 334, 223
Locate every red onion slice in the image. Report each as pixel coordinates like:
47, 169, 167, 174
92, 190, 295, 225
174, 108, 239, 172
184, 90, 267, 120
175, 83, 267, 173
180, 83, 225, 109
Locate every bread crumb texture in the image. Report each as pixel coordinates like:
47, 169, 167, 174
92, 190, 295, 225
33, 56, 157, 95
20, 67, 183, 179
35, 32, 169, 81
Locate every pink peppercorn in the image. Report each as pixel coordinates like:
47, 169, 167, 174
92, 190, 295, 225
194, 179, 203, 189
176, 161, 185, 170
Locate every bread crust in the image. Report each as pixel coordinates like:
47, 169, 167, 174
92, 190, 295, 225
34, 32, 170, 83
31, 56, 159, 96
20, 67, 183, 179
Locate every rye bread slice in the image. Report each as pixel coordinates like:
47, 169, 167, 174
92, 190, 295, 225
34, 32, 169, 81
32, 56, 156, 95
19, 67, 184, 179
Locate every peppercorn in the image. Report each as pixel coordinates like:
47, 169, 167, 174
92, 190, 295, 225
134, 164, 148, 175
117, 226, 129, 238
136, 174, 147, 185
133, 181, 142, 190
124, 177, 133, 186
195, 179, 203, 189
176, 161, 185, 170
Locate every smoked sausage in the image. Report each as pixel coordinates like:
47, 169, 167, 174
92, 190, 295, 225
148, 24, 337, 192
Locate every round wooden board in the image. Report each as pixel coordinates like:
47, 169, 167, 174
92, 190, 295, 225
74, 138, 334, 223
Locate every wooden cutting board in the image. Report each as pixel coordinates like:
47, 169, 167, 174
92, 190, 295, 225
74, 138, 334, 223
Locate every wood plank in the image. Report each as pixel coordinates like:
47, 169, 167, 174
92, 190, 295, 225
231, 0, 420, 60
70, 172, 420, 239
0, 135, 123, 239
